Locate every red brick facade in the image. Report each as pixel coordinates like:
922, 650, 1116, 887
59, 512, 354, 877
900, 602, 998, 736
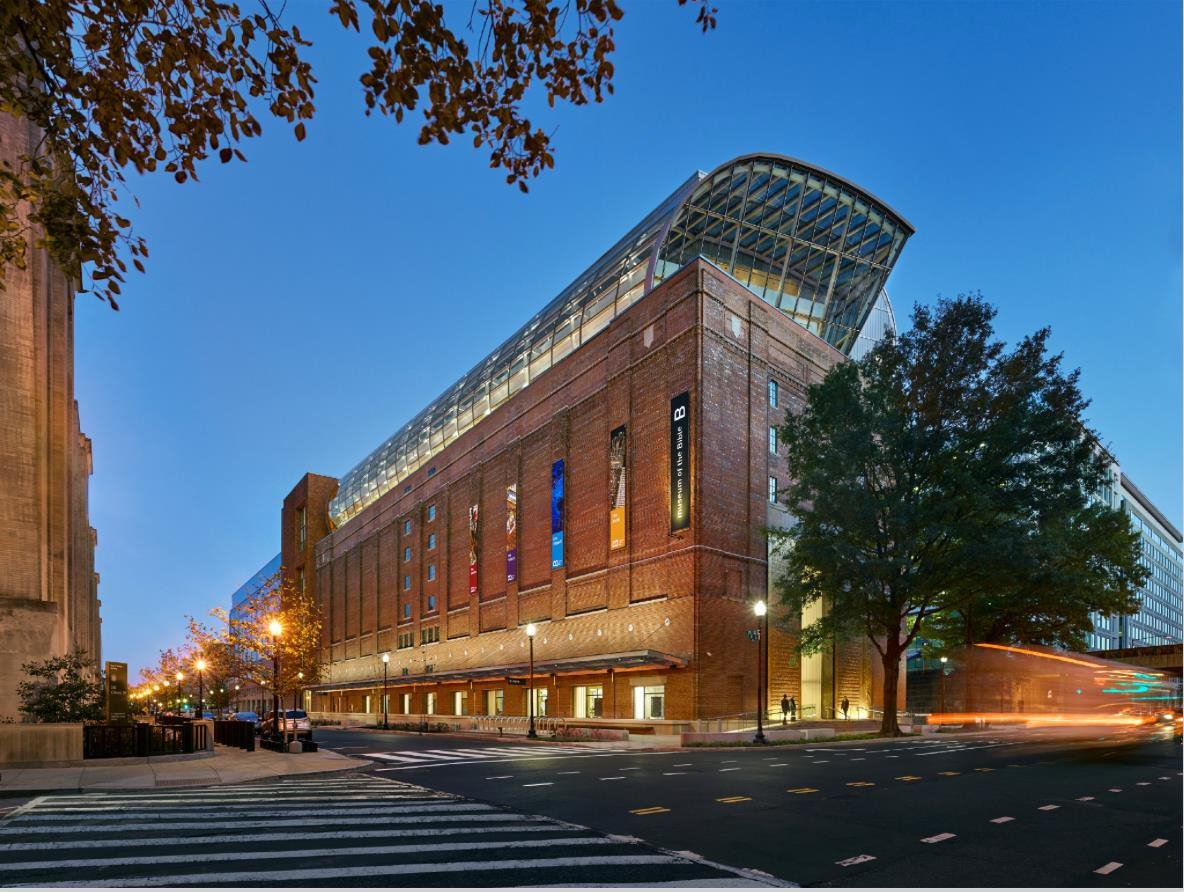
303, 258, 893, 724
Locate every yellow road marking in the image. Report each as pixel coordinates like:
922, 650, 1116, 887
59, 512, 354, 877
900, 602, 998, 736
896, 775, 922, 782
847, 781, 875, 787
974, 767, 994, 772
939, 771, 960, 776
630, 806, 670, 815
716, 795, 752, 803
787, 787, 818, 794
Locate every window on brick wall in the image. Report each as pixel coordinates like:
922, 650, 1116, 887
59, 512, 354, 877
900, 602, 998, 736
296, 507, 307, 551
421, 625, 440, 645
428, 533, 437, 550
403, 546, 412, 561
428, 563, 437, 581
427, 504, 437, 522
427, 595, 437, 610
768, 379, 779, 408
398, 630, 413, 648
768, 475, 778, 504
769, 426, 778, 454
403, 575, 411, 591
403, 519, 412, 535
401, 603, 411, 620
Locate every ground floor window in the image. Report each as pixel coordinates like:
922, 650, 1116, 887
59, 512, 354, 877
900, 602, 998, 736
525, 687, 548, 717
426, 692, 437, 715
633, 684, 665, 720
573, 685, 604, 718
486, 689, 504, 715
401, 693, 411, 714
364, 695, 372, 714
454, 691, 468, 715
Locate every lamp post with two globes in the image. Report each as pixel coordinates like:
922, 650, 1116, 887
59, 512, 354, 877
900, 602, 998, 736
753, 600, 768, 744
194, 658, 207, 719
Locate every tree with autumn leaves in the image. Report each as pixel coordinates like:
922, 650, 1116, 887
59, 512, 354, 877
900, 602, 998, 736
135, 567, 322, 716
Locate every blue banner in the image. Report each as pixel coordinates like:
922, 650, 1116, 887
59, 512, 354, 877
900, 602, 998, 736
551, 459, 565, 569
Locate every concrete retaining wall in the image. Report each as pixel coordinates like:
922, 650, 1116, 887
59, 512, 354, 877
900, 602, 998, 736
681, 726, 837, 745
0, 723, 83, 767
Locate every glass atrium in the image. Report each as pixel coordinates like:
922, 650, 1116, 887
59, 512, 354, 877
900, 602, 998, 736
329, 154, 913, 528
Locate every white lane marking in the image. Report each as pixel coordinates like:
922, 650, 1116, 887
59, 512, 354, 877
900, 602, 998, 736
814, 760, 829, 764
1094, 862, 1123, 876
620, 767, 641, 772
601, 777, 626, 781
1076, 796, 1095, 802
721, 760, 738, 763
371, 750, 629, 771
662, 772, 687, 776
12, 803, 489, 821
851, 758, 865, 762
0, 855, 684, 886
836, 854, 876, 867
1037, 805, 1059, 811
0, 813, 536, 835
400, 750, 465, 760
1108, 787, 1122, 792
485, 775, 513, 780
522, 783, 553, 788
1135, 782, 1150, 786
0, 823, 565, 852
364, 752, 431, 763
770, 763, 787, 767
557, 771, 581, 775
1148, 839, 1168, 848
915, 743, 1012, 756
719, 768, 741, 772
25, 794, 434, 809
885, 755, 899, 759
673, 763, 693, 767
990, 817, 1014, 824
920, 833, 956, 844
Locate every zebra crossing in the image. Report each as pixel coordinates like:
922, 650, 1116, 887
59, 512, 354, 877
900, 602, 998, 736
355, 743, 629, 771
0, 775, 779, 887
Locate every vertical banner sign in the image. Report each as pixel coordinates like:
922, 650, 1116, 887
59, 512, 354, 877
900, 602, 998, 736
670, 391, 691, 531
468, 504, 479, 595
551, 459, 565, 569
505, 483, 518, 583
609, 425, 627, 550
105, 661, 129, 723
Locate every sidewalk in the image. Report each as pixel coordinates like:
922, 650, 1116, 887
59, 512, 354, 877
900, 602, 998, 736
0, 745, 371, 794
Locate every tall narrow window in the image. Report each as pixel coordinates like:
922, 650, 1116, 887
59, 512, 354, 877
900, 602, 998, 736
403, 519, 412, 535
427, 563, 437, 581
427, 504, 437, 522
768, 379, 779, 408
296, 507, 307, 551
428, 533, 437, 550
768, 475, 778, 504
769, 425, 778, 454
403, 575, 411, 591
403, 546, 412, 561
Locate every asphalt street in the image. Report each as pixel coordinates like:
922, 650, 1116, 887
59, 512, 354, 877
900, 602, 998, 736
319, 723, 1183, 887
0, 775, 775, 887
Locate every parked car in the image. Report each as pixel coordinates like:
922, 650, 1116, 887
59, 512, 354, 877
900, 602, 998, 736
231, 710, 260, 729
262, 709, 312, 740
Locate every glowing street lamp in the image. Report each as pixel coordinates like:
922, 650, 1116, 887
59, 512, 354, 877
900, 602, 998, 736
381, 653, 390, 730
939, 656, 949, 714
195, 658, 207, 719
753, 600, 768, 744
268, 619, 283, 740
526, 624, 538, 739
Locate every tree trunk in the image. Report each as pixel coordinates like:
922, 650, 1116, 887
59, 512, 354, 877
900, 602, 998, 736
879, 647, 903, 737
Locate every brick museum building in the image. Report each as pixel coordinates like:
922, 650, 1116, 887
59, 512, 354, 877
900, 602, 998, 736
290, 154, 913, 728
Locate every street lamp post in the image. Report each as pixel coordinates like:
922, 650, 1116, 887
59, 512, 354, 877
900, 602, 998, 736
268, 619, 283, 743
294, 671, 303, 711
175, 672, 185, 715
939, 656, 948, 715
526, 623, 538, 739
195, 659, 206, 719
753, 601, 768, 744
381, 653, 390, 730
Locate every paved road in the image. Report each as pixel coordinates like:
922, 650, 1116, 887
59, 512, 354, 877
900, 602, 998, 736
319, 723, 1183, 887
0, 775, 778, 887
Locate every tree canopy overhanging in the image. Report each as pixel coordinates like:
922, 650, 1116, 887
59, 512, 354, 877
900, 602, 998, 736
0, 0, 716, 308
769, 294, 1146, 736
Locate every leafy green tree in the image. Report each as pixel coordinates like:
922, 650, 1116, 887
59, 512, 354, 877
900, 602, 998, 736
771, 295, 1143, 736
0, 0, 716, 309
16, 650, 104, 722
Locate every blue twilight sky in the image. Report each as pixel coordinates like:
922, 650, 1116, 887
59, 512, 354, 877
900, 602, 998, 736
73, 0, 1182, 676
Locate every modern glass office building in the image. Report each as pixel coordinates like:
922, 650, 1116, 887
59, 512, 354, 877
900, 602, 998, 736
1087, 469, 1183, 651
329, 154, 913, 529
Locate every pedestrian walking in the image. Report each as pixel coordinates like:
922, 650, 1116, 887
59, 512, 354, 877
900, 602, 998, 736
781, 693, 790, 725
789, 695, 796, 722
841, 696, 850, 720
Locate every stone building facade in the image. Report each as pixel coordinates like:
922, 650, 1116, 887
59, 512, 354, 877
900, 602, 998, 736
0, 112, 102, 720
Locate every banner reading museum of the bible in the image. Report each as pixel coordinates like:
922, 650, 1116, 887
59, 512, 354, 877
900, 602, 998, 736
609, 425, 627, 550
670, 392, 691, 531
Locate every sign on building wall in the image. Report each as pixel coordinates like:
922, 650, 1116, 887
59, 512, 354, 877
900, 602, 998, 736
506, 483, 518, 583
670, 391, 691, 531
609, 425, 627, 550
551, 459, 565, 569
468, 504, 479, 594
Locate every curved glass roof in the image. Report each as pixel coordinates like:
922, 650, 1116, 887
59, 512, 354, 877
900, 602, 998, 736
329, 154, 913, 528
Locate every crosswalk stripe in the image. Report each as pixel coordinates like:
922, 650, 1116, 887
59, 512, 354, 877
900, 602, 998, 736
0, 813, 537, 836
0, 835, 619, 871
11, 803, 495, 822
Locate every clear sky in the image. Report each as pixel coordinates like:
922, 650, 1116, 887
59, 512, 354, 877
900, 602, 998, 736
74, 0, 1182, 676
